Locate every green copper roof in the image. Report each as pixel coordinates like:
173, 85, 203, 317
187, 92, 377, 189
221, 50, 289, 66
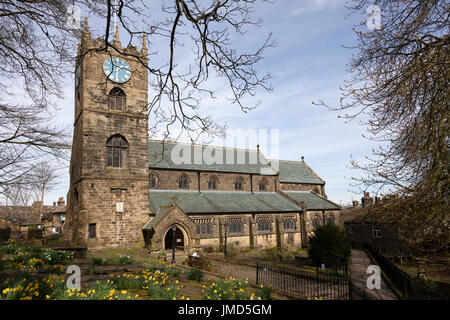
277, 160, 325, 184
283, 191, 340, 210
149, 190, 302, 214
149, 140, 277, 175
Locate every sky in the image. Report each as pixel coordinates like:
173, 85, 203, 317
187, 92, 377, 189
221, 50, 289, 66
46, 0, 381, 207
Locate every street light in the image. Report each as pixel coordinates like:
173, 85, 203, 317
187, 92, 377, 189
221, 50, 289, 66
224, 222, 228, 256
171, 224, 177, 264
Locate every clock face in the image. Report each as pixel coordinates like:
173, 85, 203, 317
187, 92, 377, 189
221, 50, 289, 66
103, 57, 131, 83
75, 67, 80, 88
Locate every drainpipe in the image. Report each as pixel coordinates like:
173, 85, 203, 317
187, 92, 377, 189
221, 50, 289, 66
197, 171, 201, 194
250, 173, 253, 194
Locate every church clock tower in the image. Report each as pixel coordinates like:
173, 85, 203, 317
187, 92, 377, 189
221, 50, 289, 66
65, 18, 150, 248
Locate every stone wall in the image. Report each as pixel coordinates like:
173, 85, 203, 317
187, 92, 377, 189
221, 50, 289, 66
65, 26, 150, 248
280, 182, 325, 196
146, 210, 304, 252
149, 168, 279, 192
304, 210, 341, 237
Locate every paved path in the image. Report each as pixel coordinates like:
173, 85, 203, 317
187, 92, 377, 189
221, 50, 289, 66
350, 249, 397, 300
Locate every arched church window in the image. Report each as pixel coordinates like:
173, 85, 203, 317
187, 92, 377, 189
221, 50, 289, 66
312, 216, 320, 230
227, 219, 243, 234
208, 176, 218, 190
108, 87, 126, 110
257, 218, 271, 232
150, 173, 158, 189
259, 178, 268, 191
178, 175, 189, 189
234, 177, 244, 191
107, 135, 128, 168
327, 214, 335, 225
283, 218, 296, 231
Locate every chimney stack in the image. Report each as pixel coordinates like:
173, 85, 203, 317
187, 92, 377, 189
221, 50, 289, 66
57, 197, 65, 206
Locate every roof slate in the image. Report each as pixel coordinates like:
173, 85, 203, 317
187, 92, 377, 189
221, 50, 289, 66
277, 160, 325, 184
283, 191, 340, 210
149, 140, 277, 175
149, 190, 302, 214
143, 206, 172, 230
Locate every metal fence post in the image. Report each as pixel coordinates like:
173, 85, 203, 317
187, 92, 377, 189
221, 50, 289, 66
348, 278, 353, 300
256, 263, 259, 285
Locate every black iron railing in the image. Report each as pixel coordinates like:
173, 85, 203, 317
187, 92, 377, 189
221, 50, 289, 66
364, 243, 449, 300
256, 263, 351, 300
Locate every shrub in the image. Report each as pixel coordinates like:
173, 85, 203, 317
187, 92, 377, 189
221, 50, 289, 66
88, 265, 95, 275
111, 273, 145, 290
52, 281, 135, 300
147, 284, 179, 300
202, 278, 252, 300
41, 248, 74, 265
0, 257, 5, 271
0, 276, 57, 300
25, 246, 43, 259
284, 253, 294, 260
168, 268, 181, 277
27, 258, 44, 269
92, 257, 105, 266
308, 224, 351, 267
2, 239, 18, 254
262, 247, 278, 259
11, 250, 29, 264
187, 269, 204, 282
47, 264, 65, 275
259, 286, 272, 300
119, 255, 134, 264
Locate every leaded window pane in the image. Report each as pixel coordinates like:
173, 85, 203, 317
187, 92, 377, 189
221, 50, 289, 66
113, 147, 120, 167
107, 146, 113, 166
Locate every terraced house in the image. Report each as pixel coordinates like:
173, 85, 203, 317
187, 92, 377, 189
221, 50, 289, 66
64, 21, 340, 253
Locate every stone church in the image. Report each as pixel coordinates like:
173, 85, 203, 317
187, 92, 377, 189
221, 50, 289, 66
64, 20, 340, 253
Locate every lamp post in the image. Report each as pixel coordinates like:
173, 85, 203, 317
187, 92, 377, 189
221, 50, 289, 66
224, 222, 228, 256
171, 224, 177, 265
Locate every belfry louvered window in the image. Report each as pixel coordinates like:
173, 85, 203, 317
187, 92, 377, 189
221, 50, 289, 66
108, 87, 126, 110
107, 135, 128, 168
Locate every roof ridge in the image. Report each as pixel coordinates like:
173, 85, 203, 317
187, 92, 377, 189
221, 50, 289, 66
150, 139, 262, 153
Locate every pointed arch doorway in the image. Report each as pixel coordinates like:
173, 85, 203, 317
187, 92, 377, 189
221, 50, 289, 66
164, 225, 185, 251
